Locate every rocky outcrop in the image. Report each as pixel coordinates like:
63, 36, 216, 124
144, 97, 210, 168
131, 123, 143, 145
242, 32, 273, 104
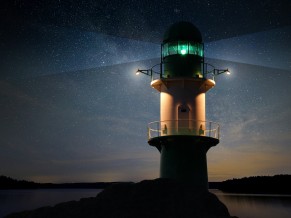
6, 179, 238, 218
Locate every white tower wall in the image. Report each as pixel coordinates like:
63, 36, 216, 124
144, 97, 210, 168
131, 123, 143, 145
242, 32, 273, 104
152, 78, 214, 136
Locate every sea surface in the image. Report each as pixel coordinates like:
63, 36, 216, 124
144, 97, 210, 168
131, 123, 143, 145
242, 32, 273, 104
212, 189, 291, 218
0, 189, 103, 217
1, 189, 291, 218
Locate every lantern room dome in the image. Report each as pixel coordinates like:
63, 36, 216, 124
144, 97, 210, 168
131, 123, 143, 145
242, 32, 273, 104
163, 21, 202, 43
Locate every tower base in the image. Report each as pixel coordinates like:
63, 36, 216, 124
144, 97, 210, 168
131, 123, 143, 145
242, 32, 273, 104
148, 135, 219, 191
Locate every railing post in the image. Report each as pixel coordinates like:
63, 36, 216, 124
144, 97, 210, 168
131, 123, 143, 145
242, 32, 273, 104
147, 127, 150, 140
157, 122, 160, 137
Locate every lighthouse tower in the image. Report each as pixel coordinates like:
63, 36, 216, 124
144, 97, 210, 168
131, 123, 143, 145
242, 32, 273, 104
146, 22, 221, 191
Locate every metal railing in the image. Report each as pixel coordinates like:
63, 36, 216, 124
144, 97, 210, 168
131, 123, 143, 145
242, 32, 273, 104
138, 61, 229, 81
147, 120, 220, 140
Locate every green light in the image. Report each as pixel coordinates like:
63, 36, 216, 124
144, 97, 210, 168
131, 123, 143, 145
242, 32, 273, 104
178, 41, 188, 55
180, 49, 187, 55
162, 41, 204, 58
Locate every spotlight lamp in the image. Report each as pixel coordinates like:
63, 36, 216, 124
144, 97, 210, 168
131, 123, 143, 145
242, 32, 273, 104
135, 64, 162, 80
135, 69, 151, 76
203, 63, 230, 80
213, 68, 230, 76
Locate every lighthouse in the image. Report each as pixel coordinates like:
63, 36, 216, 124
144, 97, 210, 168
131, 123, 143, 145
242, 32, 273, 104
137, 22, 229, 191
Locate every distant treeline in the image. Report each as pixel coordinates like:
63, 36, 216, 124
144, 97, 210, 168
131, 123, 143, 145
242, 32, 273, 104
0, 175, 131, 189
218, 174, 291, 194
2, 175, 291, 194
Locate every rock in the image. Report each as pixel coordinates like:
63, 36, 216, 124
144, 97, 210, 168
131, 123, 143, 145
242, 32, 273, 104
6, 179, 238, 218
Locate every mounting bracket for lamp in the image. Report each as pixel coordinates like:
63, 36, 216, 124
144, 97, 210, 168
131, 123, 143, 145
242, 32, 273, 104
203, 63, 230, 80
136, 63, 162, 80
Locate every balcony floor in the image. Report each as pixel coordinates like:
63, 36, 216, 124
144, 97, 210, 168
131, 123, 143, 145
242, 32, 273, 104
148, 135, 219, 152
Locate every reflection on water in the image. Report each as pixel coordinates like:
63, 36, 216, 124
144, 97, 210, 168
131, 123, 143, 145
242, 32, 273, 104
1, 189, 291, 218
211, 189, 291, 218
0, 189, 102, 217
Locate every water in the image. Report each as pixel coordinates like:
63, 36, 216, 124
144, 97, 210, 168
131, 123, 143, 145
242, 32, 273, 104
211, 189, 291, 218
0, 189, 102, 217
1, 189, 291, 218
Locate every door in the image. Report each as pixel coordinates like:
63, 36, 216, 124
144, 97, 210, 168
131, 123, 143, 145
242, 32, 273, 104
178, 105, 190, 134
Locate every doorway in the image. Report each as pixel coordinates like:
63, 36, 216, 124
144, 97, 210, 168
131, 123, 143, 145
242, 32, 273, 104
178, 104, 190, 134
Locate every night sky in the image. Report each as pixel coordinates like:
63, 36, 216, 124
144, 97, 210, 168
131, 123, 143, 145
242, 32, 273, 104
1, 0, 291, 183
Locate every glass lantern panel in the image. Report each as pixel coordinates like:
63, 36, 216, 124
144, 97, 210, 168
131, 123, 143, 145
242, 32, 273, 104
168, 42, 178, 55
178, 41, 188, 55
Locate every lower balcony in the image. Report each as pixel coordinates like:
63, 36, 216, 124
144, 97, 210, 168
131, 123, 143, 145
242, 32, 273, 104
147, 120, 220, 141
